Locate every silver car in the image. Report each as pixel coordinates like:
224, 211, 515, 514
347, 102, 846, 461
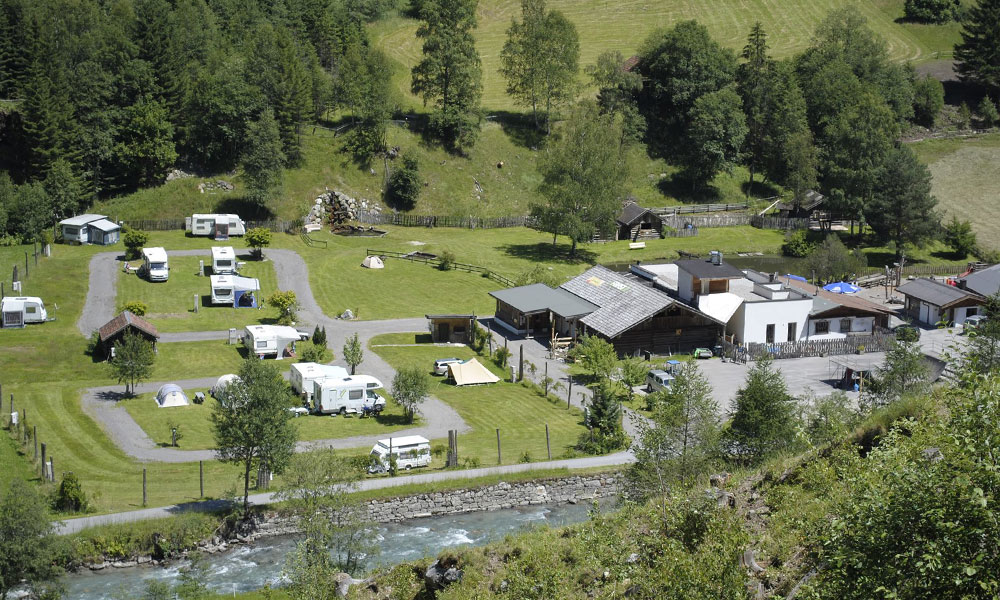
433, 358, 462, 375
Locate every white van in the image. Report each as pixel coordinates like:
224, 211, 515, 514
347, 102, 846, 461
290, 362, 349, 399
141, 247, 169, 282
188, 214, 246, 239
646, 369, 675, 393
211, 246, 237, 275
312, 375, 386, 415
368, 435, 432, 473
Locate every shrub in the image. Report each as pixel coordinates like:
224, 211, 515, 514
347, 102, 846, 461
267, 290, 299, 325
438, 249, 456, 271
781, 229, 813, 258
53, 472, 89, 513
244, 227, 272, 259
912, 76, 945, 126
121, 300, 148, 316
385, 156, 422, 210
958, 102, 973, 128
518, 451, 533, 463
943, 215, 977, 258
494, 346, 512, 369
904, 0, 958, 22
300, 341, 332, 363
122, 229, 148, 260
978, 96, 999, 127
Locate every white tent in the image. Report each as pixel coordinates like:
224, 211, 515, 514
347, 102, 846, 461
362, 255, 384, 269
210, 374, 240, 398
448, 358, 501, 386
156, 384, 190, 408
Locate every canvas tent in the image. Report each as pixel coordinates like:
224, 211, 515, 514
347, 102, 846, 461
362, 255, 384, 269
448, 358, 501, 386
156, 384, 189, 407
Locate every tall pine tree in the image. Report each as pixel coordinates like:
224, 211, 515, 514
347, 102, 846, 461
955, 0, 1000, 95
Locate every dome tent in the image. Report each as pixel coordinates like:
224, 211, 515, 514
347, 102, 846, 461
156, 384, 189, 408
362, 255, 384, 269
211, 374, 240, 398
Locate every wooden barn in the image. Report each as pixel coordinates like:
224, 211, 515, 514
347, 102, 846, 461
98, 311, 160, 358
425, 314, 476, 343
616, 202, 663, 241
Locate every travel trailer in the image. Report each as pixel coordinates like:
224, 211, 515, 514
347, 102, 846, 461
1, 296, 48, 328
210, 275, 260, 307
140, 247, 169, 282
290, 362, 349, 399
58, 214, 121, 245
368, 436, 432, 473
211, 246, 237, 275
312, 375, 386, 415
243, 325, 301, 359
187, 214, 246, 240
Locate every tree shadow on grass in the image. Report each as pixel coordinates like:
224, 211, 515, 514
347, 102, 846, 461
490, 111, 546, 150
213, 197, 275, 220
657, 176, 722, 204
500, 242, 598, 265
740, 180, 782, 199
931, 249, 967, 262
373, 413, 414, 427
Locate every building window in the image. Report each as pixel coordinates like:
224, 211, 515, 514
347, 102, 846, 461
766, 324, 775, 344
815, 320, 829, 334
787, 322, 797, 342
840, 318, 852, 332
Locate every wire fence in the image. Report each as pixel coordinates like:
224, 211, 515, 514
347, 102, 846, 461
366, 249, 516, 287
356, 211, 535, 229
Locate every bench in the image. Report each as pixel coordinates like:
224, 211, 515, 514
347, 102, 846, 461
629, 242, 646, 250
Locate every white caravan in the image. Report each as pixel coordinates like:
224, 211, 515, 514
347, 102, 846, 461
141, 247, 169, 282
211, 246, 237, 275
187, 214, 246, 240
243, 325, 301, 359
1, 296, 48, 328
290, 362, 349, 399
210, 275, 260, 307
312, 375, 386, 415
368, 436, 432, 473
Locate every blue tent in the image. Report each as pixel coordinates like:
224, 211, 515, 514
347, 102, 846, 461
823, 281, 861, 294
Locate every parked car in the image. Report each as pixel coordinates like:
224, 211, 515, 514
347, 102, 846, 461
645, 369, 675, 393
433, 358, 462, 375
964, 315, 988, 334
692, 347, 713, 359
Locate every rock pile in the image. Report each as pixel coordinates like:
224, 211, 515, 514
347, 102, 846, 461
165, 168, 194, 182
198, 180, 234, 193
307, 189, 382, 227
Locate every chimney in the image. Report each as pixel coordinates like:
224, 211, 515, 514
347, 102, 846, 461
710, 250, 721, 266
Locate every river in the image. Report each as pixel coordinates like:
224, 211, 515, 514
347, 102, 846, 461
61, 501, 611, 598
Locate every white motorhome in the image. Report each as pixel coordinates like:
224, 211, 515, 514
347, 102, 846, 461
140, 247, 169, 282
1, 296, 48, 328
243, 325, 301, 359
187, 214, 246, 240
312, 375, 386, 415
368, 436, 432, 473
210, 275, 260, 307
290, 362, 349, 399
211, 246, 237, 275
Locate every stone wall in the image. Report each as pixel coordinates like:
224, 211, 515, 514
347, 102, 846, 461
363, 474, 621, 523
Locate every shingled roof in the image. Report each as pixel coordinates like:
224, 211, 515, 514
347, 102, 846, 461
560, 265, 673, 338
616, 202, 656, 227
98, 310, 160, 342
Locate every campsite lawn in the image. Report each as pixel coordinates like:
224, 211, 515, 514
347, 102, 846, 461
370, 334, 589, 465
909, 132, 1000, 250
117, 254, 281, 332
121, 389, 416, 451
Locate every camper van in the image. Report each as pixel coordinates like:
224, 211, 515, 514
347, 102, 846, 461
312, 375, 386, 415
243, 325, 301, 359
1, 297, 48, 328
368, 436, 432, 473
211, 246, 237, 275
646, 369, 675, 393
210, 275, 260, 307
188, 214, 246, 240
140, 247, 169, 282
290, 362, 349, 399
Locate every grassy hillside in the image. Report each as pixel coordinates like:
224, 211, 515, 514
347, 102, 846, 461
373, 0, 960, 112
909, 133, 1000, 251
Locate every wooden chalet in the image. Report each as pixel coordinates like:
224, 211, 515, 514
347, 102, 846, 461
616, 202, 663, 241
776, 190, 825, 219
425, 314, 476, 343
97, 311, 160, 357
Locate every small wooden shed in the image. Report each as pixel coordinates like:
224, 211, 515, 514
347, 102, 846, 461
98, 311, 160, 357
426, 314, 476, 344
616, 202, 663, 241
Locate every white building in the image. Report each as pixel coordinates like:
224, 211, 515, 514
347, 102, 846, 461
58, 214, 120, 245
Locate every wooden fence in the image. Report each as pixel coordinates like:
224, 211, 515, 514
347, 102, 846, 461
721, 332, 895, 361
650, 202, 749, 216
750, 215, 810, 230
356, 211, 535, 229
367, 249, 516, 287
119, 218, 301, 233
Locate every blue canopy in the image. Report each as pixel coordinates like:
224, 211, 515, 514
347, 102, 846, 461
823, 281, 861, 294
786, 274, 808, 282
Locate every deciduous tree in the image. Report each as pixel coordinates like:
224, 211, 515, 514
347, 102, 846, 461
861, 339, 929, 411
242, 108, 285, 206
244, 227, 272, 260
585, 50, 645, 145
267, 290, 299, 325
0, 479, 60, 599
343, 332, 363, 375
680, 87, 747, 188
212, 357, 297, 516
806, 234, 868, 283
530, 100, 628, 255
109, 331, 156, 396
385, 156, 422, 210
392, 366, 429, 423
912, 75, 945, 126
568, 334, 619, 381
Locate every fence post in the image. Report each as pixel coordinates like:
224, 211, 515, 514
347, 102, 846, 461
33, 426, 37, 460
199, 461, 204, 498
48, 458, 54, 482
194, 294, 199, 313
496, 428, 501, 464
518, 346, 524, 382
142, 468, 147, 506
544, 362, 548, 396
545, 424, 551, 460
40, 444, 46, 477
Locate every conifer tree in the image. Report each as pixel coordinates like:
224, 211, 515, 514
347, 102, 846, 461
955, 0, 1000, 95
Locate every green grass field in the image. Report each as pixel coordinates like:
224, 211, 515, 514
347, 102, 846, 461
909, 133, 1000, 250
370, 333, 588, 465
117, 254, 281, 332
373, 0, 957, 112
121, 389, 415, 450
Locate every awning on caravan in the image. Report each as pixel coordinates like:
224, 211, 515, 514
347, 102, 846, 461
448, 358, 501, 386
